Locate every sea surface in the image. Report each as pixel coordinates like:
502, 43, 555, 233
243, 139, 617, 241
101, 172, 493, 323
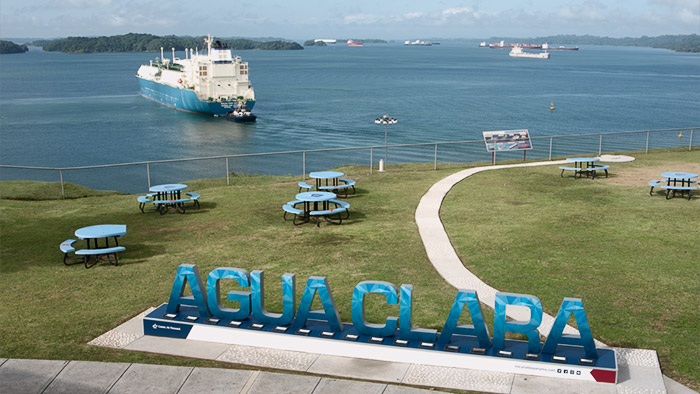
1, 43, 699, 192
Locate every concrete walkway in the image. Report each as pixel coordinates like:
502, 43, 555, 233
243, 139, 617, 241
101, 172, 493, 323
415, 160, 584, 338
0, 358, 439, 394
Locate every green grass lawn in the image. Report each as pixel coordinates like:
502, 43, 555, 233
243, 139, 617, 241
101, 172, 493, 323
0, 149, 698, 389
441, 149, 699, 389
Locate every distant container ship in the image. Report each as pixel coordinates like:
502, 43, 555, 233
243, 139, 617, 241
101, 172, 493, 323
347, 39, 363, 47
315, 39, 337, 44
135, 35, 255, 116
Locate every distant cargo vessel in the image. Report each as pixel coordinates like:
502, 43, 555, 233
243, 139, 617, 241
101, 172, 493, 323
347, 39, 363, 47
404, 40, 432, 46
315, 39, 337, 44
135, 35, 255, 116
509, 46, 550, 59
542, 43, 579, 51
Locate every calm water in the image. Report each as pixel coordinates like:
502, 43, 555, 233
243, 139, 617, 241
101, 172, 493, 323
1, 43, 699, 192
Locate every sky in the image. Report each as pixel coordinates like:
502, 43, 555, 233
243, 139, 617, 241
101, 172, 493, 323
1, 0, 698, 40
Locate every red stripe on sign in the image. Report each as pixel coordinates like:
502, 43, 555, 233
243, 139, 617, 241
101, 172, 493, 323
590, 369, 616, 383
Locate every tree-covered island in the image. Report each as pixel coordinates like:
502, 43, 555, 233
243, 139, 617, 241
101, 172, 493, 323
37, 33, 303, 53
0, 40, 29, 54
487, 34, 700, 53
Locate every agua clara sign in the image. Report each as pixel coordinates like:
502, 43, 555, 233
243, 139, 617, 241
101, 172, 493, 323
166, 264, 599, 359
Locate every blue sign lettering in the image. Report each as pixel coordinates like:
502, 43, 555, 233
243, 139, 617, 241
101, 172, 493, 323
352, 281, 398, 337
165, 265, 599, 358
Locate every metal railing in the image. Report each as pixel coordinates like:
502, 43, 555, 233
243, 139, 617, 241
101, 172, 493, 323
1, 127, 696, 198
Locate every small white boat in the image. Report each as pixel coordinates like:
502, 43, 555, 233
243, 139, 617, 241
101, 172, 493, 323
509, 46, 550, 59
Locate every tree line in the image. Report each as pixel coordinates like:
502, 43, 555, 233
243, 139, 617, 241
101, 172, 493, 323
0, 40, 29, 54
490, 34, 700, 53
32, 33, 303, 53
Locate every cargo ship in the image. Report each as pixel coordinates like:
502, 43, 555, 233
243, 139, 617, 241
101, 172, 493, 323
509, 46, 550, 59
135, 35, 255, 116
542, 43, 579, 51
347, 39, 363, 47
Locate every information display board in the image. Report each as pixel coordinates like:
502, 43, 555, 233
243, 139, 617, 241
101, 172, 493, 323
483, 129, 533, 152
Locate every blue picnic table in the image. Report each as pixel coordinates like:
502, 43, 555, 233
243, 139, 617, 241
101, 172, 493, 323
62, 224, 127, 268
309, 171, 344, 189
560, 157, 609, 179
659, 171, 698, 200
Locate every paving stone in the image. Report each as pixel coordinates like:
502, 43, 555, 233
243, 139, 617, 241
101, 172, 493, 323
178, 367, 252, 394
44, 361, 130, 394
383, 384, 447, 394
663, 375, 698, 394
616, 364, 666, 394
402, 364, 513, 393
108, 364, 191, 394
313, 378, 386, 394
0, 359, 67, 394
307, 355, 409, 383
217, 344, 318, 372
247, 371, 319, 394
510, 374, 615, 394
125, 335, 229, 360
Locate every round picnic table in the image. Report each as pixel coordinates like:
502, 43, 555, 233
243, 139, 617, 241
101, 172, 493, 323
149, 184, 189, 214
309, 171, 344, 190
75, 224, 127, 249
660, 172, 698, 200
566, 157, 599, 167
661, 172, 698, 186
149, 184, 187, 200
296, 191, 336, 214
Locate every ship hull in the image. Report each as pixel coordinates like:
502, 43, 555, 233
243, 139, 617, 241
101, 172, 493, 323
136, 77, 255, 116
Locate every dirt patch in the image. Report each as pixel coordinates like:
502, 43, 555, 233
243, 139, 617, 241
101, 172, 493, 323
604, 161, 700, 187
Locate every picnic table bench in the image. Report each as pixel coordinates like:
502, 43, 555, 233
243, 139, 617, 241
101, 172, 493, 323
152, 198, 191, 215
75, 246, 125, 268
309, 207, 347, 226
318, 179, 356, 197
660, 185, 698, 200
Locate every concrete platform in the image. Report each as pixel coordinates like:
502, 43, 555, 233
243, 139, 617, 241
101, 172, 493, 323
77, 310, 696, 394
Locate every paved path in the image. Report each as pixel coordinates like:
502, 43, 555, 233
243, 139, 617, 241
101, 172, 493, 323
0, 358, 440, 394
415, 160, 587, 338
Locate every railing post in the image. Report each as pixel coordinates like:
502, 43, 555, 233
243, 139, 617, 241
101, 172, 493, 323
645, 132, 650, 154
434, 144, 438, 170
689, 129, 694, 151
146, 162, 151, 189
598, 135, 603, 156
302, 151, 306, 180
59, 170, 65, 199
548, 137, 553, 160
370, 147, 373, 175
226, 157, 230, 186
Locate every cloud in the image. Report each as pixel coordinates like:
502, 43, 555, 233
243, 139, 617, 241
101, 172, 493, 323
49, 0, 113, 9
344, 13, 383, 25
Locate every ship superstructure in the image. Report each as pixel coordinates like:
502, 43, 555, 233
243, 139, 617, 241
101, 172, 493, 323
136, 35, 255, 116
